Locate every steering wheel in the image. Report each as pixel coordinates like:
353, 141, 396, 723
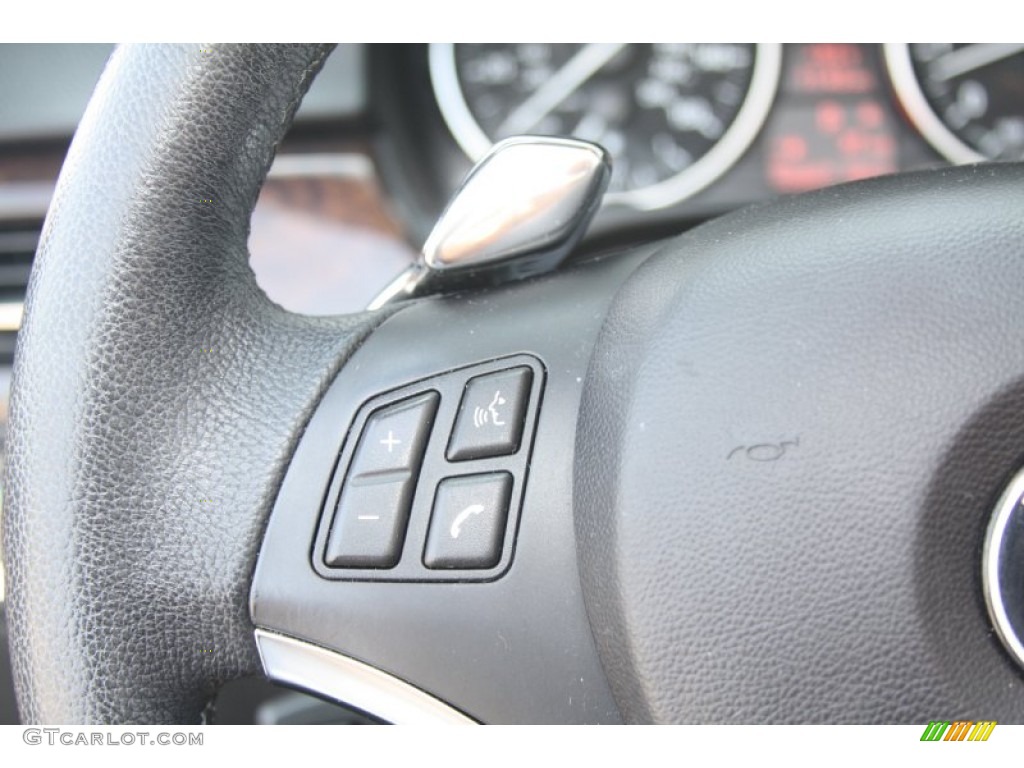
5, 43, 1024, 724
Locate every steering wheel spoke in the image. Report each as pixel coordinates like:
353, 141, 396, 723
252, 247, 649, 724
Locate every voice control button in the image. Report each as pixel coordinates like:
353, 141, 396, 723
446, 368, 532, 461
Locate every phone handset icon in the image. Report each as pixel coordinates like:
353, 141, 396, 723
450, 503, 485, 539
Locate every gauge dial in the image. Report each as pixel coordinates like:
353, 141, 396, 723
430, 44, 781, 210
885, 43, 1024, 163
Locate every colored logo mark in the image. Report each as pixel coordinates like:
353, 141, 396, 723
920, 720, 996, 742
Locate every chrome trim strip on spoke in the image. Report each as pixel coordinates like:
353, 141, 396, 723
254, 629, 478, 725
982, 468, 1024, 670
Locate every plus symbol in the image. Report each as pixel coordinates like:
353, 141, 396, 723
380, 430, 401, 453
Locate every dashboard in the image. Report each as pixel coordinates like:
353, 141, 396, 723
0, 42, 1021, 724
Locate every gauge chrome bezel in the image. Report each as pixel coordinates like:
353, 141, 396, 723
429, 43, 782, 211
883, 43, 986, 165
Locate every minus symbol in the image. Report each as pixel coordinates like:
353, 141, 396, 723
357, 515, 380, 521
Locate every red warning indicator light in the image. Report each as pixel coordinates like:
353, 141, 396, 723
769, 98, 897, 193
791, 44, 875, 94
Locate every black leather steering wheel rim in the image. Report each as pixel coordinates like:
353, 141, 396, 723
3, 43, 390, 723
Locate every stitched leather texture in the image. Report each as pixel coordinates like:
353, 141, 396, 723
2, 44, 388, 723
576, 164, 1024, 722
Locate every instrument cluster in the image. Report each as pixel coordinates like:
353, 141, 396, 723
372, 44, 1024, 243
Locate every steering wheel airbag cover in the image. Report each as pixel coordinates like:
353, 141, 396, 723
576, 164, 1024, 723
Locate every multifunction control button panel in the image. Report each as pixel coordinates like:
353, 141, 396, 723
313, 355, 544, 582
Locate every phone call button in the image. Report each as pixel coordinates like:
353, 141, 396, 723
424, 473, 512, 569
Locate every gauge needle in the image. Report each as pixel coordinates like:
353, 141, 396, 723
932, 43, 1024, 82
497, 43, 627, 136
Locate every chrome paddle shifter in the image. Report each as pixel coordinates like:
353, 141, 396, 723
369, 136, 611, 309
